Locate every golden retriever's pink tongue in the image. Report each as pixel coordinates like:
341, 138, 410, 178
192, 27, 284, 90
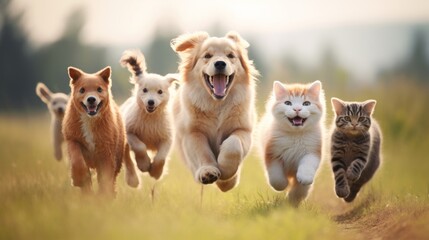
213, 75, 227, 96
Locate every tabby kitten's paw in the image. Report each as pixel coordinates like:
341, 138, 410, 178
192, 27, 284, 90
335, 184, 350, 198
346, 163, 362, 182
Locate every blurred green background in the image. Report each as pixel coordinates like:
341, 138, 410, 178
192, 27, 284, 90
1, 0, 429, 239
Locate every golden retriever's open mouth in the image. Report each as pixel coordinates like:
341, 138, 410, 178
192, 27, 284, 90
204, 73, 234, 99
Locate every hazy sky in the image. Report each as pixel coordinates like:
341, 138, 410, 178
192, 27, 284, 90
11, 0, 429, 46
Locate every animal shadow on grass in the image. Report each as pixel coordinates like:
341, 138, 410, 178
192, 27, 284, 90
333, 193, 377, 224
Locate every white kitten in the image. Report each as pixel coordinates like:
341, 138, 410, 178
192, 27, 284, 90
259, 80, 325, 206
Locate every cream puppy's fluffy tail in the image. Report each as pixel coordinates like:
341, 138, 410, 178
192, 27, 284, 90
120, 49, 147, 78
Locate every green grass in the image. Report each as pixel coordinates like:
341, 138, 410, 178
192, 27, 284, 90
1, 82, 428, 240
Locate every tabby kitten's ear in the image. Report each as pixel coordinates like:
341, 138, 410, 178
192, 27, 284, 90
363, 100, 377, 115
331, 97, 345, 116
273, 81, 288, 101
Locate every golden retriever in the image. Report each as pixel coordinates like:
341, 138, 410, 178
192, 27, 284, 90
170, 31, 258, 192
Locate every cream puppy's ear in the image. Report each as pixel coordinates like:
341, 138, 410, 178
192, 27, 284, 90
36, 82, 52, 103
170, 32, 209, 53
165, 73, 180, 85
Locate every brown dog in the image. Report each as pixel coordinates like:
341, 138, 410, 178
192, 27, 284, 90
62, 66, 139, 195
170, 31, 259, 192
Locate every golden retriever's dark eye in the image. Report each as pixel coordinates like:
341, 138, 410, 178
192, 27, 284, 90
79, 88, 85, 94
158, 90, 163, 94
97, 87, 103, 93
143, 88, 148, 93
204, 53, 212, 59
227, 53, 235, 58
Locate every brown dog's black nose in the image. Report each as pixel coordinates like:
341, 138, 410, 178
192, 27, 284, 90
87, 97, 96, 104
148, 100, 155, 106
214, 61, 226, 70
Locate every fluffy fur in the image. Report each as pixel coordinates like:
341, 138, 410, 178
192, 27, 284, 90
62, 66, 139, 195
36, 83, 69, 161
171, 31, 258, 192
259, 80, 325, 205
330, 97, 382, 202
120, 49, 178, 180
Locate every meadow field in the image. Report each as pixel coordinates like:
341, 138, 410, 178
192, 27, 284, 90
1, 82, 428, 240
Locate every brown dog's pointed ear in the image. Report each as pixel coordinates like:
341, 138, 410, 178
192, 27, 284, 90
171, 32, 209, 53
226, 31, 249, 48
68, 67, 83, 84
36, 82, 52, 103
97, 66, 111, 84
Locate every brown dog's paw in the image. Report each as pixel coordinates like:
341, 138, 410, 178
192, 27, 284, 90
149, 160, 165, 180
196, 166, 220, 184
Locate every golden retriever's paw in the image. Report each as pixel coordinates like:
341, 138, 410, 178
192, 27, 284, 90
216, 175, 238, 192
126, 171, 140, 188
196, 166, 220, 184
149, 160, 165, 180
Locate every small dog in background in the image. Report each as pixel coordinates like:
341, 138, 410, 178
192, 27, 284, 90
120, 49, 178, 180
36, 83, 69, 161
63, 66, 139, 195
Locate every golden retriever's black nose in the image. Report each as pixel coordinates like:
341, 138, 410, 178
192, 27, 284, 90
87, 97, 96, 104
214, 61, 226, 70
148, 100, 155, 106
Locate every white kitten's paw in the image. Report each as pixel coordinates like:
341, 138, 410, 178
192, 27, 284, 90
296, 172, 314, 186
196, 166, 220, 184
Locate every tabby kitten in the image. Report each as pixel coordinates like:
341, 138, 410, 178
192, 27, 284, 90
259, 80, 325, 206
330, 97, 382, 202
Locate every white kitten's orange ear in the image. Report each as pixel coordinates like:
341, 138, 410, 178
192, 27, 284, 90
308, 80, 321, 99
170, 32, 209, 53
226, 31, 250, 48
96, 66, 111, 85
363, 100, 377, 115
36, 82, 52, 103
331, 97, 345, 115
273, 81, 287, 100
68, 67, 83, 84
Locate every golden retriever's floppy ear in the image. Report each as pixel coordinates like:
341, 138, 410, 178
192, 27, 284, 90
170, 32, 209, 53
96, 66, 111, 85
36, 82, 52, 103
226, 31, 250, 48
68, 67, 83, 84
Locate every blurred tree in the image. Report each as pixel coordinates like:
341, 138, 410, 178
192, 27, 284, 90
33, 7, 107, 95
0, 0, 36, 110
145, 29, 179, 75
404, 29, 429, 83
378, 28, 429, 85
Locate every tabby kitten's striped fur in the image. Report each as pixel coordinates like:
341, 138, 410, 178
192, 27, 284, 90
330, 97, 382, 202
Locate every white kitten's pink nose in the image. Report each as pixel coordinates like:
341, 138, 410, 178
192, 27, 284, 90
294, 107, 302, 112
